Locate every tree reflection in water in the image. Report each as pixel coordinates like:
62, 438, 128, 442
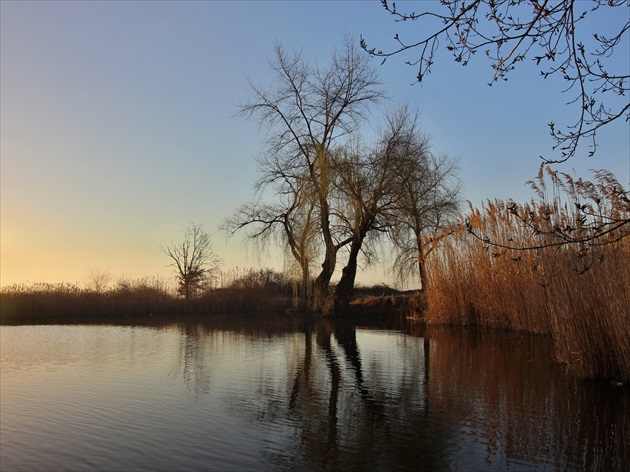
169, 315, 627, 472
172, 323, 213, 398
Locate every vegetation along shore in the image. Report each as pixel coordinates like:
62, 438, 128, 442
2, 166, 628, 383
3, 6, 628, 386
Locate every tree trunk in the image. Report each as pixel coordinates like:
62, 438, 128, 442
335, 239, 362, 300
315, 252, 335, 299
313, 196, 337, 306
416, 237, 427, 291
300, 261, 310, 299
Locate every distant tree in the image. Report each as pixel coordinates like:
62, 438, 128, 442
361, 0, 629, 162
161, 224, 222, 299
86, 267, 111, 293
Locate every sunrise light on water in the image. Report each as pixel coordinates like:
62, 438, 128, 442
1, 2, 628, 470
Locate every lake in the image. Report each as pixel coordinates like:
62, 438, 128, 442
1, 314, 627, 471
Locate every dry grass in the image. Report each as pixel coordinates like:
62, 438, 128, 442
0, 270, 294, 324
422, 166, 630, 381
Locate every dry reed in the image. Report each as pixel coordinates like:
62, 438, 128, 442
0, 269, 295, 323
422, 166, 630, 381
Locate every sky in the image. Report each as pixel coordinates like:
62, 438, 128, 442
1, 0, 628, 289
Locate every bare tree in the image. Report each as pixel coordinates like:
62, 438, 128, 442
237, 37, 385, 302
161, 224, 221, 299
330, 143, 386, 300
332, 111, 418, 299
86, 267, 112, 293
361, 0, 629, 162
332, 107, 461, 297
391, 149, 462, 291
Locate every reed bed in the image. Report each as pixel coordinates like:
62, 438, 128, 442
423, 166, 630, 381
0, 269, 295, 324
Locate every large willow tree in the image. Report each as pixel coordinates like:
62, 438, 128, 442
228, 39, 463, 310
229, 37, 385, 305
332, 107, 462, 297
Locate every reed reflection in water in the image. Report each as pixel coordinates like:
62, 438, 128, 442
1, 315, 627, 471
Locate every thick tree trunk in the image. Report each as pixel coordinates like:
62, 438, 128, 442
300, 261, 310, 300
314, 196, 337, 306
335, 239, 362, 300
416, 237, 427, 291
418, 258, 427, 291
315, 252, 335, 297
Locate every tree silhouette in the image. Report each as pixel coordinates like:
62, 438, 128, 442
161, 224, 221, 299
236, 37, 385, 304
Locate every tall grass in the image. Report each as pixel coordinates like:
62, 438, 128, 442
423, 166, 630, 381
0, 269, 295, 323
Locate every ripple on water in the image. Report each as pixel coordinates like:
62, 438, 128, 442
1, 321, 627, 472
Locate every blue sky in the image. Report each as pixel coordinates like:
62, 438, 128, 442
1, 0, 628, 288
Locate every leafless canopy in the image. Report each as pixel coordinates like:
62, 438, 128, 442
161, 224, 221, 299
230, 40, 464, 304
223, 184, 319, 300
86, 267, 112, 293
234, 37, 385, 300
361, 0, 629, 162
381, 108, 462, 288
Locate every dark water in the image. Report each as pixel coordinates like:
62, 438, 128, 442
1, 315, 628, 471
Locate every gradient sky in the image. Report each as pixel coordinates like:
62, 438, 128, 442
1, 0, 628, 289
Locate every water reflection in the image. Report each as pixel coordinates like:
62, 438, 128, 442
1, 316, 627, 471
419, 327, 629, 471
164, 316, 628, 471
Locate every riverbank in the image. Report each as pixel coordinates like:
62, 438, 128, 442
2, 280, 628, 384
0, 280, 419, 325
0, 283, 292, 325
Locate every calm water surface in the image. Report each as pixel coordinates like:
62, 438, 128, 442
1, 315, 627, 471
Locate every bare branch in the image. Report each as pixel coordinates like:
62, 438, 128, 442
161, 224, 222, 299
363, 0, 629, 161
